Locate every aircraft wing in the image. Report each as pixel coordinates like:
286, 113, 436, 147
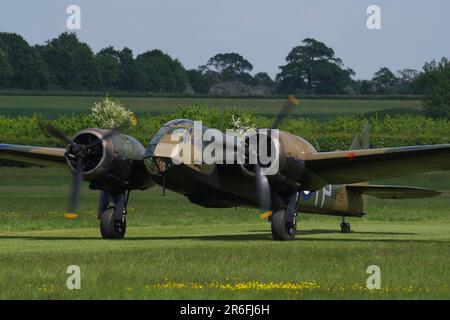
0, 143, 66, 167
305, 144, 450, 186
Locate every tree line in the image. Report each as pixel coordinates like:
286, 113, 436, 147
0, 32, 448, 101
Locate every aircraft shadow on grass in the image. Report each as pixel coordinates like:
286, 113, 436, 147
0, 229, 442, 244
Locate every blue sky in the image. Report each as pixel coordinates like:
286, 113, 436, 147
1, 0, 449, 79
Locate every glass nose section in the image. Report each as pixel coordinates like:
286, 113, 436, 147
144, 126, 170, 158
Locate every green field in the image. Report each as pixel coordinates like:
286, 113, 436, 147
0, 95, 423, 119
0, 167, 449, 299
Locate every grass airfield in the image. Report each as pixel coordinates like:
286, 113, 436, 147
0, 167, 449, 299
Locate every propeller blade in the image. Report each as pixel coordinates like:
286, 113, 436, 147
271, 95, 300, 129
36, 119, 84, 218
38, 120, 78, 148
65, 155, 83, 219
255, 164, 272, 217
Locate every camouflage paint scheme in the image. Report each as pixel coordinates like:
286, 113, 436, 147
0, 120, 442, 219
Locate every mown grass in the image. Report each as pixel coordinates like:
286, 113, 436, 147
0, 221, 449, 299
0, 95, 422, 119
0, 167, 448, 299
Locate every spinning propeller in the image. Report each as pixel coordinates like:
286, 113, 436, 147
254, 96, 299, 218
38, 121, 115, 218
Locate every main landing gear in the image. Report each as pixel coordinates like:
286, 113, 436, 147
340, 217, 351, 234
271, 209, 297, 241
270, 192, 298, 241
98, 190, 130, 239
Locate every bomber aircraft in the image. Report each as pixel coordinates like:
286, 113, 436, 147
0, 97, 445, 240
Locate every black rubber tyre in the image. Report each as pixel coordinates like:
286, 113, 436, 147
271, 209, 296, 241
100, 207, 126, 239
340, 222, 351, 234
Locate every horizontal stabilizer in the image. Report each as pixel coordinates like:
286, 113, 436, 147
346, 185, 441, 199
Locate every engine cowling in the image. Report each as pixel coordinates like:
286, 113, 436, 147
66, 128, 149, 190
240, 130, 317, 183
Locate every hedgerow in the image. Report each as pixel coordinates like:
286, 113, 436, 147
1, 105, 449, 152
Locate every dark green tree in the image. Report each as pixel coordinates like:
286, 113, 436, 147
359, 80, 373, 95
0, 50, 13, 87
253, 72, 274, 87
135, 50, 187, 93
36, 32, 100, 90
416, 58, 450, 118
371, 67, 398, 94
276, 38, 354, 94
203, 53, 254, 84
186, 69, 210, 93
397, 68, 419, 94
95, 47, 120, 89
0, 32, 48, 89
116, 47, 138, 91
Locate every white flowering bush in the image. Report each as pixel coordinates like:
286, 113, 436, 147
90, 97, 137, 130
230, 114, 256, 137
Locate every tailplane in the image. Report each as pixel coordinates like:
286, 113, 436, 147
346, 185, 440, 199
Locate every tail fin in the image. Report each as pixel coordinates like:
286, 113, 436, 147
350, 123, 370, 150
349, 123, 371, 211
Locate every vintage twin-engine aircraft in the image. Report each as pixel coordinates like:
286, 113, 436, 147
0, 98, 445, 240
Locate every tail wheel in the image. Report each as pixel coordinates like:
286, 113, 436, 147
271, 208, 296, 241
100, 207, 126, 239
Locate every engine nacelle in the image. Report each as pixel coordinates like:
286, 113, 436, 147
66, 128, 150, 190
240, 130, 317, 184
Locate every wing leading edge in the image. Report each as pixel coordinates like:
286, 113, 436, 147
0, 143, 66, 167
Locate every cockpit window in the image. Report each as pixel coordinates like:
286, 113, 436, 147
145, 118, 225, 159
144, 119, 196, 158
